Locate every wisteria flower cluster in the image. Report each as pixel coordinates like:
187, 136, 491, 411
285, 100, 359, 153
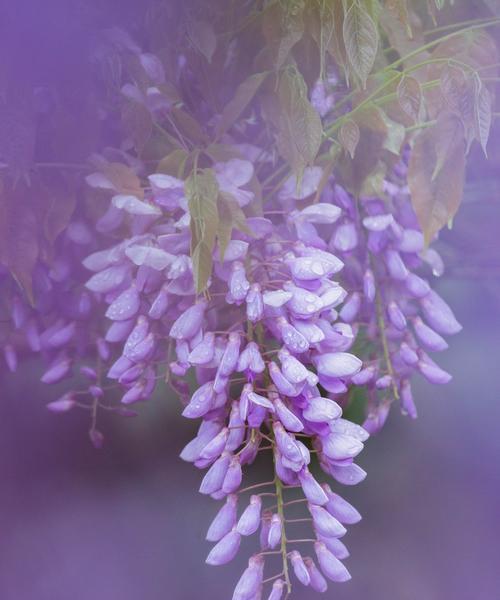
1, 1, 497, 598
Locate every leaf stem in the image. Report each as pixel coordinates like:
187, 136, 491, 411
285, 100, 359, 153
382, 18, 500, 73
423, 16, 500, 37
405, 120, 437, 133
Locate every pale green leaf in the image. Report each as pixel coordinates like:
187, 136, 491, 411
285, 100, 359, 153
408, 113, 466, 244
192, 241, 213, 294
379, 110, 406, 155
397, 76, 422, 123
431, 111, 466, 181
185, 168, 219, 292
473, 75, 492, 158
339, 119, 360, 159
343, 0, 379, 88
276, 71, 323, 176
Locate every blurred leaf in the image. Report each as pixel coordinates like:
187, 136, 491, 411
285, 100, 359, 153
187, 20, 217, 63
41, 175, 77, 245
338, 105, 387, 195
361, 164, 386, 196
122, 101, 153, 155
397, 76, 422, 123
383, 0, 411, 35
309, 0, 347, 79
380, 8, 429, 72
343, 0, 379, 88
101, 163, 144, 199
0, 181, 38, 303
216, 72, 268, 138
408, 113, 466, 244
170, 107, 207, 145
0, 101, 35, 179
262, 3, 305, 70
339, 119, 360, 159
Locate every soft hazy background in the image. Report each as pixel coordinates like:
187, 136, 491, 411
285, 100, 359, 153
1, 1, 500, 599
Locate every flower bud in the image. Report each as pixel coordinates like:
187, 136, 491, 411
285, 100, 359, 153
237, 495, 262, 536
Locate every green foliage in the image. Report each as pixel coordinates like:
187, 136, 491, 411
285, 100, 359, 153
0, 0, 499, 301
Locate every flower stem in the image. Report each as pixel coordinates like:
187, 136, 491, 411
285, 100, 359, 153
238, 481, 275, 494
274, 473, 292, 597
374, 277, 400, 403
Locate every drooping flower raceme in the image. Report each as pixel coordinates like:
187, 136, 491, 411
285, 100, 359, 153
0, 15, 467, 599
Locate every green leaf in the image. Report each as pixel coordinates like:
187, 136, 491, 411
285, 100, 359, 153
276, 70, 323, 177
343, 0, 379, 88
187, 20, 217, 63
408, 113, 466, 244
431, 110, 466, 181
216, 192, 253, 261
310, 1, 348, 80
191, 241, 213, 294
397, 76, 422, 123
186, 169, 219, 247
379, 110, 406, 155
439, 65, 467, 114
156, 149, 189, 178
216, 72, 269, 138
339, 119, 360, 159
216, 218, 233, 262
185, 168, 219, 292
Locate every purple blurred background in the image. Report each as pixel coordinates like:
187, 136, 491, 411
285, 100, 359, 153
1, 1, 500, 599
